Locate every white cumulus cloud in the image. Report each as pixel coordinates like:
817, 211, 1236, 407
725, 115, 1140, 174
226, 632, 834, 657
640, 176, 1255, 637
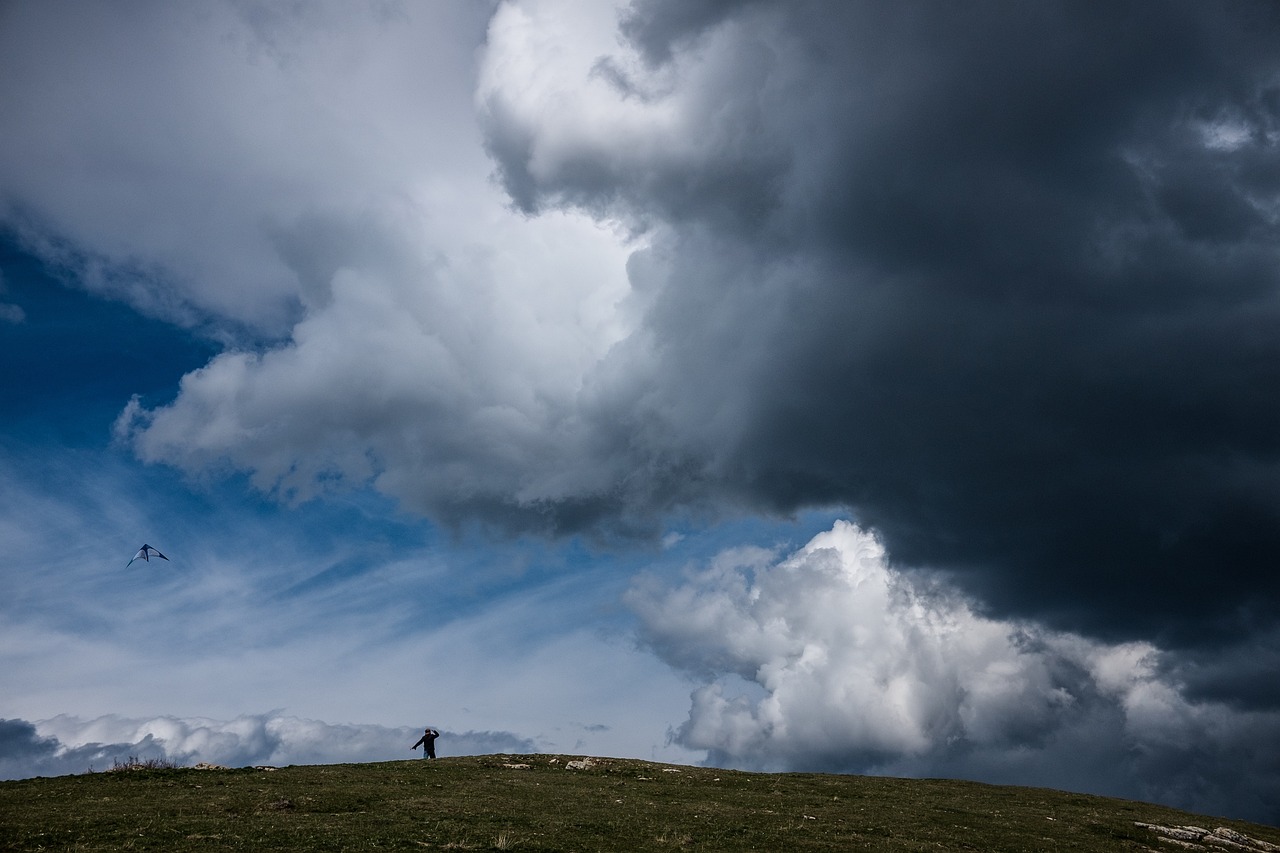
627, 521, 1280, 822
0, 0, 644, 526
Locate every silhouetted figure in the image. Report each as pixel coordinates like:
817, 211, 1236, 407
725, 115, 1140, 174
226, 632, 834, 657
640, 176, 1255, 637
411, 727, 439, 759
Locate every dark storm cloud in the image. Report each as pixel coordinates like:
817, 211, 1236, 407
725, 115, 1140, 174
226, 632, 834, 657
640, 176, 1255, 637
0, 719, 58, 764
482, 0, 1280, 672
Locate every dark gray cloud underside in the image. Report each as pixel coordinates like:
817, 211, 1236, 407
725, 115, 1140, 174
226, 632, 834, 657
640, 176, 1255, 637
0, 719, 166, 778
487, 0, 1280, 657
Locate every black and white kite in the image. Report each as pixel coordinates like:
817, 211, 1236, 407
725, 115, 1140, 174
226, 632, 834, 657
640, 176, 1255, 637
126, 544, 169, 567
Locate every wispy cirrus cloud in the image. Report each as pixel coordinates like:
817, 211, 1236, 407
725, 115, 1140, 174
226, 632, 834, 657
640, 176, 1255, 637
0, 443, 697, 764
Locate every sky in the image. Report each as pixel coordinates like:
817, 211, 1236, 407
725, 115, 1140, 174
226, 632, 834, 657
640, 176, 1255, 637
2, 0, 1280, 825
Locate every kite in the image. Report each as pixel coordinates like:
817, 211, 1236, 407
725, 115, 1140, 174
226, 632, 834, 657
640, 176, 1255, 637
126, 544, 169, 567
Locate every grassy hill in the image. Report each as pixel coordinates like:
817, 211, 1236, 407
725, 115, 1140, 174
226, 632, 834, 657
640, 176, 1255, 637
2, 754, 1277, 851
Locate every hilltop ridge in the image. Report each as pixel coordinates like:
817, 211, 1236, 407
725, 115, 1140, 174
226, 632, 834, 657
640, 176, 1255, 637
2, 754, 1277, 851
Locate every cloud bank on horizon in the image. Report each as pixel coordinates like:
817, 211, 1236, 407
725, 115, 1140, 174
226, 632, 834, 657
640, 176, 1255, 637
0, 713, 533, 778
3, 0, 1280, 823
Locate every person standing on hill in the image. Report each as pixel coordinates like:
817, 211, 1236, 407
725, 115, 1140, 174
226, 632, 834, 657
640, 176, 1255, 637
411, 727, 440, 759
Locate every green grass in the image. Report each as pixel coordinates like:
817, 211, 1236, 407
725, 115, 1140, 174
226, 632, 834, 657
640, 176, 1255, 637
1, 754, 1276, 851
